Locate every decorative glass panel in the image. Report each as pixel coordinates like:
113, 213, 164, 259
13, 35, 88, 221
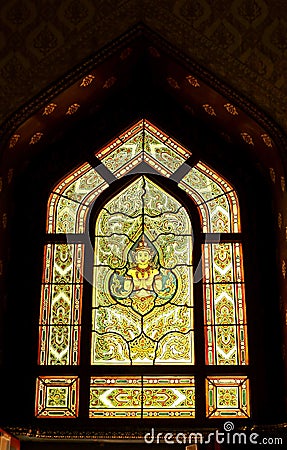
96, 119, 191, 178
39, 120, 249, 421
206, 376, 250, 418
203, 243, 244, 284
35, 376, 79, 418
179, 162, 240, 233
47, 122, 192, 234
91, 176, 194, 365
38, 244, 84, 365
203, 243, 248, 365
97, 123, 143, 176
47, 163, 108, 233
90, 376, 195, 418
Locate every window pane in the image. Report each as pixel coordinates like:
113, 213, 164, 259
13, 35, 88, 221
38, 244, 84, 365
179, 162, 240, 233
90, 376, 195, 418
203, 243, 248, 365
35, 376, 79, 418
206, 376, 250, 418
47, 163, 107, 233
96, 119, 191, 178
91, 176, 194, 365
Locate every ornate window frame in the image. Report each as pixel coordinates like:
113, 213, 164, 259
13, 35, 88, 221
36, 119, 249, 420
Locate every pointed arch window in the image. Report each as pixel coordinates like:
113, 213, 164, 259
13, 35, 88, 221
36, 120, 249, 420
91, 176, 194, 367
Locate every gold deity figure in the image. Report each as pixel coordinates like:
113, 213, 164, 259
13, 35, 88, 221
109, 235, 177, 313
123, 235, 162, 296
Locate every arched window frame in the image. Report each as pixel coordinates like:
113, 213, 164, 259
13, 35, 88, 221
36, 119, 250, 420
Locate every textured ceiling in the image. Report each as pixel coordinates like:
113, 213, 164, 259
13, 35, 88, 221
0, 0, 287, 133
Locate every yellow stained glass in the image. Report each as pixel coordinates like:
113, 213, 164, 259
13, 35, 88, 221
35, 376, 79, 418
91, 176, 194, 365
47, 163, 108, 233
38, 244, 83, 365
39, 120, 250, 422
203, 243, 248, 365
179, 162, 240, 233
96, 119, 191, 178
206, 376, 250, 418
90, 376, 195, 418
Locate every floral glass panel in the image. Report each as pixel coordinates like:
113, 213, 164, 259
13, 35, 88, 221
96, 121, 143, 177
90, 376, 195, 418
206, 376, 250, 418
96, 119, 191, 178
47, 163, 108, 233
35, 376, 79, 418
38, 244, 84, 365
203, 243, 248, 365
179, 162, 240, 233
91, 176, 194, 365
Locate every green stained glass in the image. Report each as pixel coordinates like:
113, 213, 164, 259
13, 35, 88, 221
35, 376, 79, 418
91, 176, 194, 365
90, 376, 195, 418
206, 376, 250, 418
38, 244, 83, 365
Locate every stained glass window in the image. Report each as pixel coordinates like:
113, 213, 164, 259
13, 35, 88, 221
203, 243, 248, 365
90, 376, 195, 418
96, 120, 191, 178
37, 119, 250, 420
47, 163, 108, 234
35, 376, 79, 418
38, 244, 84, 365
179, 162, 240, 233
91, 176, 194, 365
206, 376, 250, 418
